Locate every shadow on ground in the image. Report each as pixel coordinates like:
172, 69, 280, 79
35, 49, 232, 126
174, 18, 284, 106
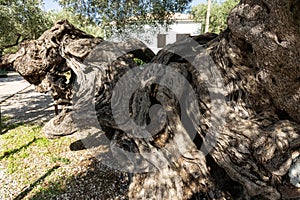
13, 165, 61, 200
0, 137, 43, 160
0, 120, 24, 135
0, 87, 55, 125
27, 157, 129, 200
0, 73, 24, 83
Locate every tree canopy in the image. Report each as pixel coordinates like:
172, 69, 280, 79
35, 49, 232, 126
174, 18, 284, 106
192, 0, 239, 33
56, 0, 193, 36
0, 0, 51, 53
47, 9, 104, 38
0, 0, 194, 54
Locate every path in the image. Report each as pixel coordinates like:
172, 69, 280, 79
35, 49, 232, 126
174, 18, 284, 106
0, 72, 55, 124
0, 72, 30, 103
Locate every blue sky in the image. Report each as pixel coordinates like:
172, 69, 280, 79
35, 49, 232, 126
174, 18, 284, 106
43, 0, 207, 11
191, 0, 208, 6
43, 0, 61, 11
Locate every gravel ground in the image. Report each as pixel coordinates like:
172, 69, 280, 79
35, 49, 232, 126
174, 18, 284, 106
0, 74, 130, 200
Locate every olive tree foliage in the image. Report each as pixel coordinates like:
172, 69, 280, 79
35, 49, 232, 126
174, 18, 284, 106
192, 0, 239, 33
47, 9, 104, 38
56, 0, 192, 37
0, 0, 51, 54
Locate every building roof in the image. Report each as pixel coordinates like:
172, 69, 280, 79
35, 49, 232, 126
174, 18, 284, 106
170, 13, 193, 20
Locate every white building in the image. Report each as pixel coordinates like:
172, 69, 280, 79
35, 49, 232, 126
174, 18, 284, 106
146, 13, 201, 53
110, 13, 202, 54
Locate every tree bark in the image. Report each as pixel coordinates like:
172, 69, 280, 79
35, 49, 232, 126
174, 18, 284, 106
8, 0, 300, 199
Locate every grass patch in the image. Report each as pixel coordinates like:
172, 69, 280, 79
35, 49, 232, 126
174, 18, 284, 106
0, 115, 75, 199
133, 57, 145, 66
1, 115, 24, 134
31, 180, 64, 200
0, 69, 8, 78
51, 157, 71, 165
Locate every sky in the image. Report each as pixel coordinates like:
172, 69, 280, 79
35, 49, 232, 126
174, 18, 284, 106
190, 0, 207, 7
43, 0, 207, 11
43, 0, 61, 11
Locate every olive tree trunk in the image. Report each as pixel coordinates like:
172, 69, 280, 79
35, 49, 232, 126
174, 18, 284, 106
8, 0, 300, 199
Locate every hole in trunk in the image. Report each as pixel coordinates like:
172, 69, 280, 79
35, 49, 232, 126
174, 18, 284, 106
262, 2, 271, 14
275, 109, 293, 120
246, 42, 253, 53
271, 77, 277, 86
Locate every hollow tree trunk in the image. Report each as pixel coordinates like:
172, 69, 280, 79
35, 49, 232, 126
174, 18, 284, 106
8, 0, 300, 199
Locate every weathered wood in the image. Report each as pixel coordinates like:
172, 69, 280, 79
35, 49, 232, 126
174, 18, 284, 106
8, 0, 300, 198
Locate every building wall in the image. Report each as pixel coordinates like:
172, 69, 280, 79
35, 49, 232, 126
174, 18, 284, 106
109, 20, 202, 54
143, 21, 201, 53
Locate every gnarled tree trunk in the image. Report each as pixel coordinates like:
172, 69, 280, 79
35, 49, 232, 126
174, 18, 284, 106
8, 0, 300, 199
